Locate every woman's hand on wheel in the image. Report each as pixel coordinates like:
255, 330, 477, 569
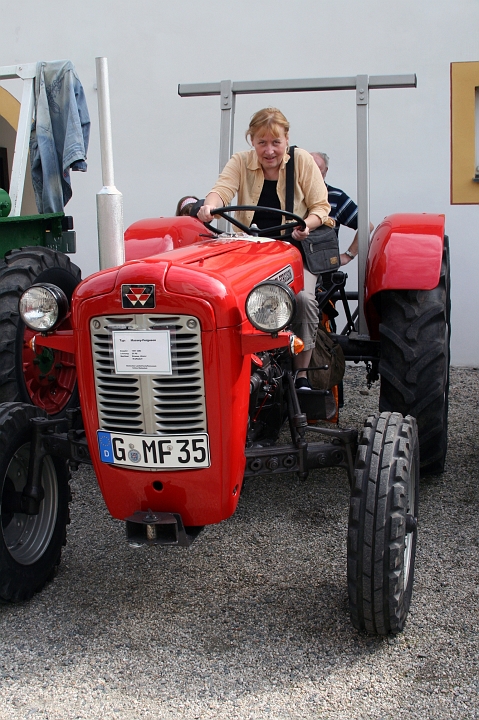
197, 205, 215, 223
291, 226, 310, 241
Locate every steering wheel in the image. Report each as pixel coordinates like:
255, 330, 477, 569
198, 204, 306, 239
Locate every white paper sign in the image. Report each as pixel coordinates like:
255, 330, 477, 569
112, 331, 172, 375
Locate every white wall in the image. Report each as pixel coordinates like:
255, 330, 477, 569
1, 0, 478, 364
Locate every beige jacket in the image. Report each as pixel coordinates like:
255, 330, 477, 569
210, 147, 333, 228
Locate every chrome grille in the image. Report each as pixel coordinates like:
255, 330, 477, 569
91, 314, 207, 435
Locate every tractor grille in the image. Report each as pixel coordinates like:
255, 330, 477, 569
90, 314, 207, 435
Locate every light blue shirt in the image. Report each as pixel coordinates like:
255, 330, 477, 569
30, 60, 90, 213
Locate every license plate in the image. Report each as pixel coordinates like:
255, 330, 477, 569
97, 431, 210, 469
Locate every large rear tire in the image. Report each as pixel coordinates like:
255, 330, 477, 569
378, 247, 450, 474
0, 403, 71, 603
0, 247, 81, 418
348, 412, 419, 635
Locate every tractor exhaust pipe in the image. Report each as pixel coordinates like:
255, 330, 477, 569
95, 56, 124, 270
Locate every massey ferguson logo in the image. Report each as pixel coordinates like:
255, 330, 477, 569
267, 265, 294, 286
121, 284, 155, 309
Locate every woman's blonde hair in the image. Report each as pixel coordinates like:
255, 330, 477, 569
246, 107, 290, 143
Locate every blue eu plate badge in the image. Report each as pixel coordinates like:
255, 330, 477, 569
98, 431, 114, 463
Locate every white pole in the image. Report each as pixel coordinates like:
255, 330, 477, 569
9, 74, 35, 216
0, 62, 36, 216
95, 56, 124, 270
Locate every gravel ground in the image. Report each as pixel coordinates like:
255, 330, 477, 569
0, 366, 478, 720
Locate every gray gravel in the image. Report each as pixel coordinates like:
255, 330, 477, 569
1, 366, 478, 719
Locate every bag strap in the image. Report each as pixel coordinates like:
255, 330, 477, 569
285, 145, 296, 215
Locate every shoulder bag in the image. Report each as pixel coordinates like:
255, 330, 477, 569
285, 146, 340, 275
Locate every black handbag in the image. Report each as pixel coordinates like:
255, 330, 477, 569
285, 146, 340, 275
300, 225, 341, 274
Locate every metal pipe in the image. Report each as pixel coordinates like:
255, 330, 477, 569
95, 57, 124, 270
178, 74, 417, 98
217, 80, 235, 231
96, 57, 115, 187
356, 75, 370, 337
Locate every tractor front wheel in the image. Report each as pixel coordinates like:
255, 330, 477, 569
347, 412, 419, 635
0, 403, 71, 603
0, 248, 81, 418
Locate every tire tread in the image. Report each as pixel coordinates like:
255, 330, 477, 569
347, 411, 419, 635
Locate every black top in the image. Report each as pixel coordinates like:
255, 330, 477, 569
252, 180, 281, 230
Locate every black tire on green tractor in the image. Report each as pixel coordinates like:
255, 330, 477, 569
0, 402, 71, 603
378, 244, 450, 475
0, 247, 81, 418
348, 412, 419, 635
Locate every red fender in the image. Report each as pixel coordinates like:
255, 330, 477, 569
364, 213, 445, 339
124, 216, 206, 261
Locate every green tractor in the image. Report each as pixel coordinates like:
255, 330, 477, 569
0, 62, 82, 417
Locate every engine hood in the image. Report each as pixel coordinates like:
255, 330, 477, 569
75, 236, 303, 330
163, 236, 303, 328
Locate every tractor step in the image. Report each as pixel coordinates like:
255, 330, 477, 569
125, 509, 203, 548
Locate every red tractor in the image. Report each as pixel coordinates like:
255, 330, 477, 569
0, 74, 449, 637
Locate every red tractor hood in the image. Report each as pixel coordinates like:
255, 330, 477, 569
75, 236, 303, 329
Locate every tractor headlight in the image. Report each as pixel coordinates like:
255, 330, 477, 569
19, 283, 69, 332
245, 281, 296, 334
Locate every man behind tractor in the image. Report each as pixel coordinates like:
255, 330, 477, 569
310, 151, 374, 266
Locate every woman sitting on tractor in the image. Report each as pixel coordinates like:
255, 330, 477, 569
197, 107, 333, 389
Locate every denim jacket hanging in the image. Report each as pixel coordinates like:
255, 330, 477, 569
30, 60, 90, 213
